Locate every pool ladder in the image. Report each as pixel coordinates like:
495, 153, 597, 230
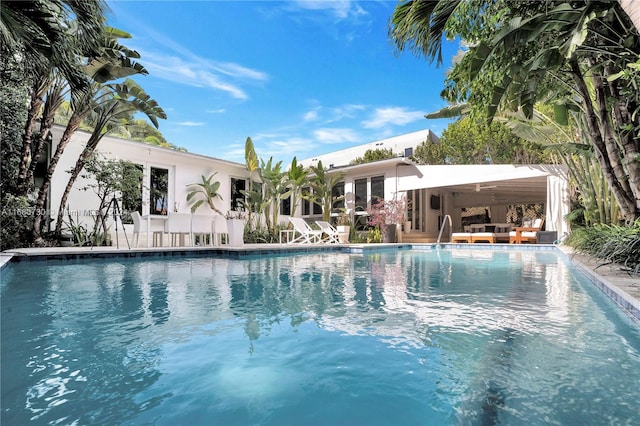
436, 214, 452, 243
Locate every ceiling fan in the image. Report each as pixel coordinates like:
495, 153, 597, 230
475, 183, 498, 192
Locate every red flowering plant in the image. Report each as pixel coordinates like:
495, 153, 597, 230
367, 198, 407, 228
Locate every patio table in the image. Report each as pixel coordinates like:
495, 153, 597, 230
142, 215, 168, 247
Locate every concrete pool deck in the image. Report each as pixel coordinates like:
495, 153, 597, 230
2, 243, 638, 323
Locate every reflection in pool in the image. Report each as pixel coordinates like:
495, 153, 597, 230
2, 249, 639, 425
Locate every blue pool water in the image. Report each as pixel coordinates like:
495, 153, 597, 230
2, 248, 640, 425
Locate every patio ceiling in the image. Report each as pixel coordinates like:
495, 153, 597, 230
441, 176, 548, 207
397, 164, 565, 206
443, 176, 548, 198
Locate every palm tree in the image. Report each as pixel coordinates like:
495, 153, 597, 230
31, 28, 163, 242
1, 0, 106, 91
4, 1, 108, 196
52, 79, 166, 236
390, 0, 640, 221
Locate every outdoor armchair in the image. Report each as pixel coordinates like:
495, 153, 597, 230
509, 218, 544, 244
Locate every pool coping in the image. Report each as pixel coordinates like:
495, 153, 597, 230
2, 243, 638, 323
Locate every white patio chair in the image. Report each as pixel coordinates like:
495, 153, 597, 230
131, 211, 164, 247
165, 213, 192, 247
288, 217, 322, 244
212, 215, 229, 246
191, 215, 214, 246
315, 220, 340, 243
131, 211, 142, 247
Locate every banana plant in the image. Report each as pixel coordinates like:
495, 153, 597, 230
186, 173, 224, 215
305, 160, 345, 222
287, 157, 309, 217
259, 157, 291, 238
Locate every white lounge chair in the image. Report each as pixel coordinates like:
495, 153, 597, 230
451, 226, 472, 243
288, 217, 322, 244
315, 220, 340, 243
470, 224, 513, 243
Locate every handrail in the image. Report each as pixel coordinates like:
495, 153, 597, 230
436, 214, 452, 243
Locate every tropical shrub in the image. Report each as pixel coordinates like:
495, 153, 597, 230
0, 194, 31, 250
565, 221, 640, 273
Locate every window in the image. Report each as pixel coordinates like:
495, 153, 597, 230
371, 175, 384, 202
302, 187, 311, 216
404, 147, 413, 157
280, 192, 291, 216
332, 181, 345, 213
354, 178, 367, 212
312, 197, 323, 215
150, 167, 169, 215
231, 178, 246, 211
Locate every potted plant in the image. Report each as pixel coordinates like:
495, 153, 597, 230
336, 211, 351, 243
367, 198, 407, 243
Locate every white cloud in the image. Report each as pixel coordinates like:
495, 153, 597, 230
259, 137, 316, 161
289, 0, 367, 21
304, 110, 320, 121
313, 127, 360, 144
362, 107, 426, 129
143, 54, 253, 100
177, 121, 206, 127
330, 104, 366, 122
124, 21, 268, 101
212, 62, 268, 81
207, 108, 226, 114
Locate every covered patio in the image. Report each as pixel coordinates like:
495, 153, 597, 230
396, 164, 571, 243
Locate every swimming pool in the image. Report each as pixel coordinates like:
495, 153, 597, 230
2, 248, 639, 425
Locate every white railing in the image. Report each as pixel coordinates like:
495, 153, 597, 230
436, 214, 452, 243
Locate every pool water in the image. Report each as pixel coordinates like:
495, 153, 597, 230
2, 249, 639, 425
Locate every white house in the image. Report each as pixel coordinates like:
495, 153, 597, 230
294, 157, 569, 241
44, 125, 570, 245
298, 128, 439, 169
297, 132, 571, 242
46, 125, 250, 245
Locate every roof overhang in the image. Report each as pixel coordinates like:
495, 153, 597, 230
396, 164, 569, 206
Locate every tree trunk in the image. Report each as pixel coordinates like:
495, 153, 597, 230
26, 81, 66, 191
569, 59, 638, 222
54, 131, 102, 235
592, 62, 639, 221
31, 113, 84, 244
603, 62, 640, 220
17, 79, 46, 195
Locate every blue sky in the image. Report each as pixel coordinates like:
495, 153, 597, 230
107, 1, 459, 164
